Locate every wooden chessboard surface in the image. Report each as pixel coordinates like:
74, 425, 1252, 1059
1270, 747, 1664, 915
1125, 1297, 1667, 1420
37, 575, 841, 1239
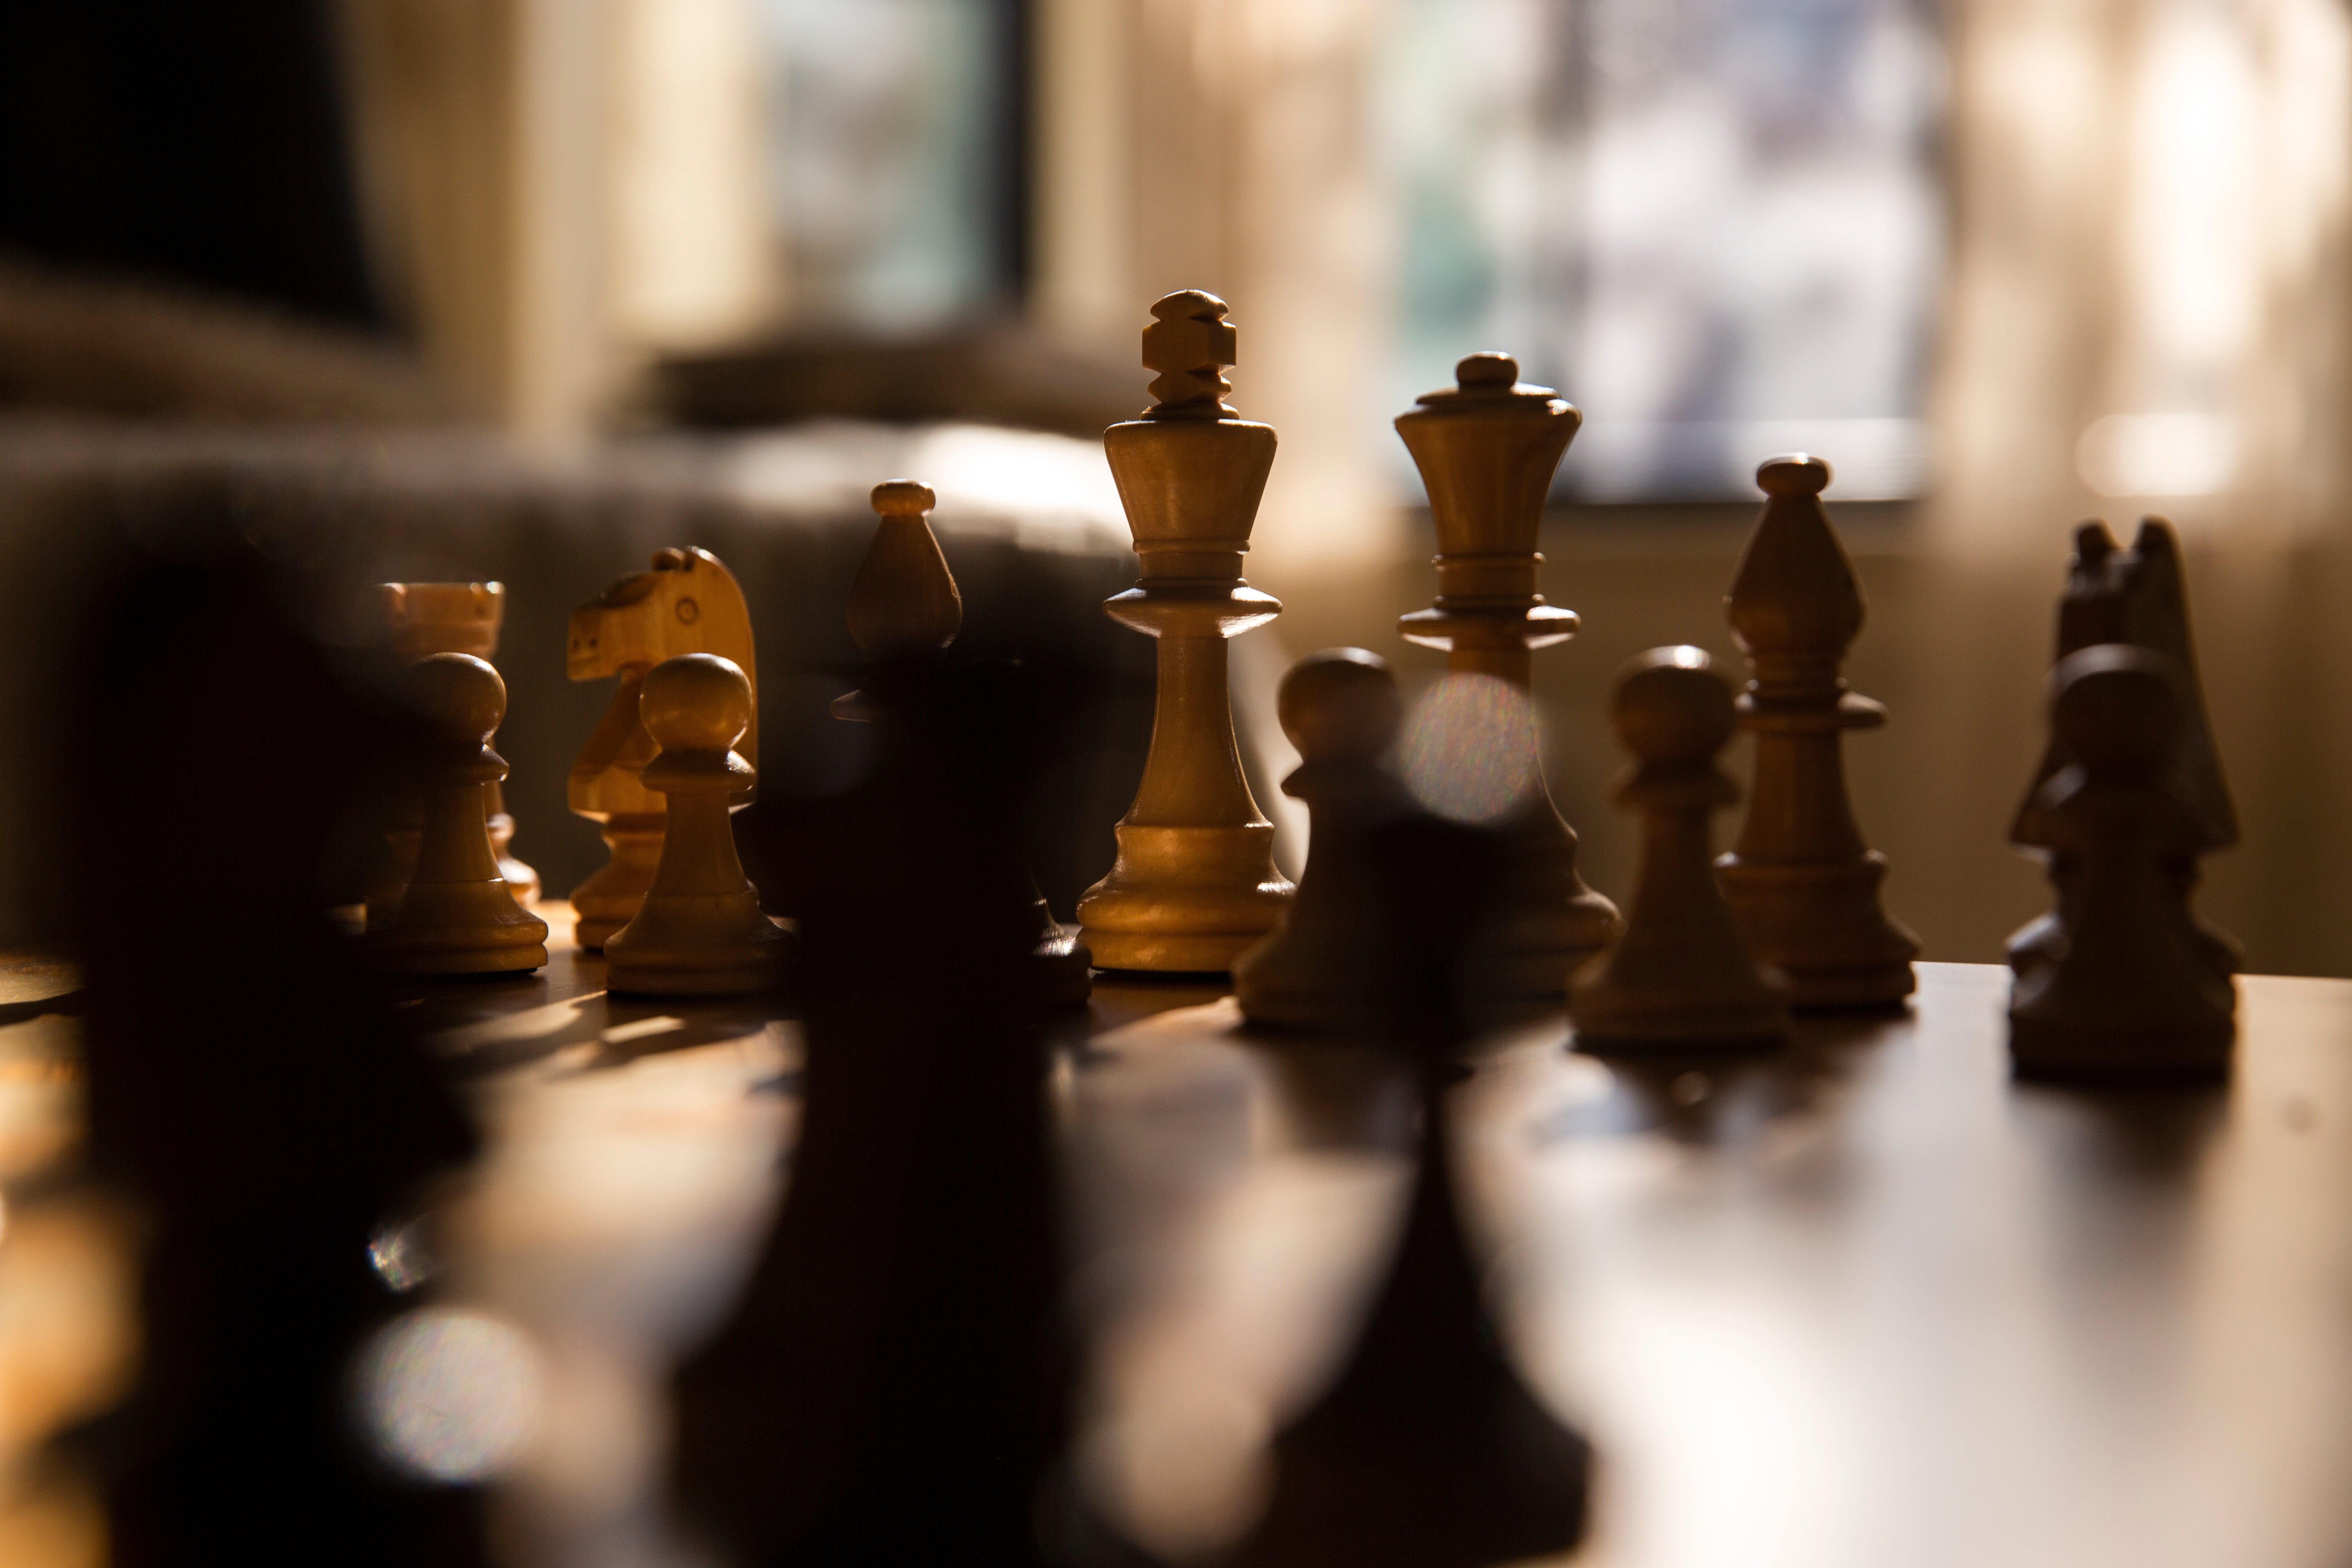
1, 905, 2348, 1567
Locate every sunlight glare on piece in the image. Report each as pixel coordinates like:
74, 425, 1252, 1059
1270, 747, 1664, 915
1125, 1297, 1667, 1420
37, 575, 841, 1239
1398, 673, 1540, 825
356, 1307, 543, 1483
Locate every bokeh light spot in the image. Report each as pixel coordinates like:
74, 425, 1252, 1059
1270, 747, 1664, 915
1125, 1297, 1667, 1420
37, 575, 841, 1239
367, 1216, 435, 1293
1398, 673, 1540, 825
356, 1307, 543, 1483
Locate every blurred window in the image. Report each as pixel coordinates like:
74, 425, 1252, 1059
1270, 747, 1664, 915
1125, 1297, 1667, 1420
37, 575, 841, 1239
757, 0, 1025, 329
1383, 0, 1945, 500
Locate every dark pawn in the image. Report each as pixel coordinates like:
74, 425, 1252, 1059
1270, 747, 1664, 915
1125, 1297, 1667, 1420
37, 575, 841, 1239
1236, 803, 1591, 1568
48, 499, 487, 1567
2008, 645, 2236, 1080
1570, 648, 1788, 1049
670, 652, 1074, 1567
1233, 648, 1419, 1033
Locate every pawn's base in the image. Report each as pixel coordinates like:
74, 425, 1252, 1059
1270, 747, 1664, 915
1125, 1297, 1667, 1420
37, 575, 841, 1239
372, 881, 550, 976
1568, 974, 1787, 1052
383, 940, 552, 978
1474, 891, 1621, 1001
605, 892, 792, 997
2008, 1013, 2235, 1082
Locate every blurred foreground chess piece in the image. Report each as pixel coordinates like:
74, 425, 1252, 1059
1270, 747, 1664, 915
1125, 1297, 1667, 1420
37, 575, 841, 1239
1076, 290, 1295, 972
1570, 648, 1786, 1048
671, 643, 1066, 1567
368, 581, 538, 919
1240, 1080, 1591, 1568
1234, 649, 1417, 1032
2008, 647, 2236, 1079
1239, 775, 1587, 1568
1394, 352, 1619, 996
567, 547, 756, 949
836, 479, 1089, 1006
61, 509, 488, 1564
1715, 456, 1918, 1008
2009, 518, 2238, 984
604, 654, 791, 995
369, 654, 548, 975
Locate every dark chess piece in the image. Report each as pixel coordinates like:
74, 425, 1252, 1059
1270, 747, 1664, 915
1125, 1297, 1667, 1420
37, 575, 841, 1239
1393, 352, 1621, 996
2008, 645, 2237, 1080
1233, 648, 1417, 1032
1236, 769, 1589, 1568
2008, 518, 2239, 986
367, 653, 548, 976
670, 651, 1071, 1567
1238, 1080, 1591, 1568
1715, 455, 1920, 1009
1570, 648, 1787, 1049
51, 501, 488, 1567
834, 478, 1090, 1008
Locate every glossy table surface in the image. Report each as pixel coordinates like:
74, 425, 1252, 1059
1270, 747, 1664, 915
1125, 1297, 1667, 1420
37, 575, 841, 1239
0, 911, 2348, 1568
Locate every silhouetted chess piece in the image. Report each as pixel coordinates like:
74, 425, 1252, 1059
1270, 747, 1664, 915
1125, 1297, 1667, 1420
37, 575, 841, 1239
1570, 648, 1787, 1048
2009, 518, 2238, 984
1717, 455, 1918, 1008
568, 547, 757, 949
670, 648, 1069, 1567
1237, 776, 1588, 1568
604, 653, 792, 996
1234, 648, 1419, 1033
1394, 351, 1619, 996
836, 479, 1090, 1008
1077, 290, 1296, 973
374, 580, 540, 906
1238, 1080, 1590, 1568
54, 504, 488, 1567
2008, 645, 2237, 1080
369, 653, 549, 976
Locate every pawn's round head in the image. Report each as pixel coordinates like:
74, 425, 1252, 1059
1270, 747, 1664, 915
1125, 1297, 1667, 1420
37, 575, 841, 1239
1278, 648, 1400, 763
2051, 644, 2183, 774
1757, 454, 1833, 498
1454, 352, 1519, 390
639, 653, 753, 755
1613, 646, 1735, 765
871, 478, 937, 518
405, 652, 506, 743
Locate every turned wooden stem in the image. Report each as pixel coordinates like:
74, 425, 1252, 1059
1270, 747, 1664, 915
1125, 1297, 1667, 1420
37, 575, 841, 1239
1131, 635, 1261, 827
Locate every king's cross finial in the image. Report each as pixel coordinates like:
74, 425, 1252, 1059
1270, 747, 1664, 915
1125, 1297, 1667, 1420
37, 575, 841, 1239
1142, 290, 1238, 417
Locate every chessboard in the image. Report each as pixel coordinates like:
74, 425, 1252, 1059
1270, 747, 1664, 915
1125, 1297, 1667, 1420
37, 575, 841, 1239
5, 909, 2345, 1567
3, 286, 2331, 1568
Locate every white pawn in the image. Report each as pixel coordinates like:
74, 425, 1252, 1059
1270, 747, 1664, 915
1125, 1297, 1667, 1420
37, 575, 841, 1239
604, 653, 793, 996
372, 654, 549, 976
